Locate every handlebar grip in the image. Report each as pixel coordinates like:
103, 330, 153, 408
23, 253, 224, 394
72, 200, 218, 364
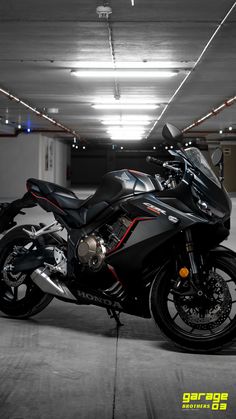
146, 156, 163, 165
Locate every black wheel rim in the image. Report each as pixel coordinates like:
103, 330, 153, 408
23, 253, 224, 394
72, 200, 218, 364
163, 259, 236, 339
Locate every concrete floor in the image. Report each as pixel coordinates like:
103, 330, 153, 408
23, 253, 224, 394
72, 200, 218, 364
0, 192, 236, 419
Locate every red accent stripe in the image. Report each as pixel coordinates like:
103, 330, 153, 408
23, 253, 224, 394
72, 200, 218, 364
30, 191, 65, 214
145, 207, 161, 215
107, 216, 153, 254
107, 264, 124, 285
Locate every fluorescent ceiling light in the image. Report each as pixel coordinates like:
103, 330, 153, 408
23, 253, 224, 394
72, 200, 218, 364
108, 134, 145, 138
111, 137, 143, 141
71, 70, 178, 78
107, 127, 145, 133
72, 62, 183, 69
93, 104, 159, 110
107, 126, 145, 130
108, 132, 145, 137
102, 120, 150, 126
101, 115, 151, 121
94, 98, 158, 104
47, 107, 59, 114
109, 132, 144, 136
108, 127, 145, 132
108, 132, 145, 140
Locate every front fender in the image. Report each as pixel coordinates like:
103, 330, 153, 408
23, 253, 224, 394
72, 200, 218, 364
210, 245, 236, 259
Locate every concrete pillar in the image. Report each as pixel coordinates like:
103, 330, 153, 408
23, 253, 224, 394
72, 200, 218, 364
221, 143, 236, 192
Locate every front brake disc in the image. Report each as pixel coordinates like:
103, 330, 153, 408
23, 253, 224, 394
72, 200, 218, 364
174, 271, 232, 330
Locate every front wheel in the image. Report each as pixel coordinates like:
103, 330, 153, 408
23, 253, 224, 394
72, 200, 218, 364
150, 254, 236, 352
0, 225, 53, 318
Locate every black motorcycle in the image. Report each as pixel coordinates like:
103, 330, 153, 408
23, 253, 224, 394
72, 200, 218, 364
0, 123, 235, 352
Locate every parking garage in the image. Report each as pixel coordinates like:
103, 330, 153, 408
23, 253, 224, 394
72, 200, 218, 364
1, 1, 236, 418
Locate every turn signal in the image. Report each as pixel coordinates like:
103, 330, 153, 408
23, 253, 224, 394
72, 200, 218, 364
179, 267, 189, 278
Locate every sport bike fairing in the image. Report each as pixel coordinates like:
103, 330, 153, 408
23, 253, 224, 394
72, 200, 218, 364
183, 147, 231, 219
105, 192, 207, 274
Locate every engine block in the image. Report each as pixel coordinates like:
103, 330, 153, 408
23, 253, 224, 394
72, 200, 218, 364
77, 235, 106, 271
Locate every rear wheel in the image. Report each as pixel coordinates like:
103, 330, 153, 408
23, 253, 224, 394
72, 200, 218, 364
0, 225, 53, 318
150, 254, 236, 352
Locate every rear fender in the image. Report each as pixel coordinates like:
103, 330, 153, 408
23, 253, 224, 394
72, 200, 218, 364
0, 192, 36, 234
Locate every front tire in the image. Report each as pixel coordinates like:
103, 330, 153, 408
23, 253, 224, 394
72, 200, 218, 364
0, 225, 53, 318
150, 255, 236, 352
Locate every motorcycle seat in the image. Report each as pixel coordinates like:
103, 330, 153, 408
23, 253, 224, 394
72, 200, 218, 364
27, 178, 84, 210
27, 178, 109, 225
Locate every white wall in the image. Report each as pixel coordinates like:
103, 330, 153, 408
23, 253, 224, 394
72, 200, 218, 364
0, 133, 70, 199
0, 134, 40, 199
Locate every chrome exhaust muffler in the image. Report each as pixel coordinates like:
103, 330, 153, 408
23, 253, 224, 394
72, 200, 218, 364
31, 267, 76, 301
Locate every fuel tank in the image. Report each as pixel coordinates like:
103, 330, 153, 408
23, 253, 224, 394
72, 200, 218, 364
86, 169, 160, 206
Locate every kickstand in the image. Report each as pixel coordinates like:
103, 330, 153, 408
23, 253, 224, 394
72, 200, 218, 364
107, 308, 124, 327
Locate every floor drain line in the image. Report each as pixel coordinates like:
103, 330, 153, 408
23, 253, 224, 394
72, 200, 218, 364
112, 325, 120, 419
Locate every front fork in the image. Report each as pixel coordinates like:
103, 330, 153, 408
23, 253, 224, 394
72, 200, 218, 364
185, 228, 204, 295
172, 229, 204, 296
185, 229, 198, 276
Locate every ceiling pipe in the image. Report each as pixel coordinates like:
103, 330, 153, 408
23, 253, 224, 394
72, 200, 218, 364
0, 129, 66, 138
106, 17, 120, 100
21, 129, 75, 134
183, 95, 236, 132
0, 86, 81, 140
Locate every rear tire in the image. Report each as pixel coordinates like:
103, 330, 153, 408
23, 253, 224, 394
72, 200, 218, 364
150, 255, 236, 352
0, 225, 53, 318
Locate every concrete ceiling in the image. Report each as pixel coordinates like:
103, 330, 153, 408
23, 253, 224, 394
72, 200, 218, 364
0, 0, 236, 144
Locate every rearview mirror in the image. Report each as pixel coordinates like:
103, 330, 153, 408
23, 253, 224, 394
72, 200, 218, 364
162, 123, 183, 144
211, 147, 223, 167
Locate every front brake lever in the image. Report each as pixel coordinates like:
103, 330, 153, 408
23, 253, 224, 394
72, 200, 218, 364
163, 162, 182, 173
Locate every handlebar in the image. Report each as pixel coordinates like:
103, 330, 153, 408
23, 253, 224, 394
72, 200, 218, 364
146, 156, 182, 172
146, 156, 163, 166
